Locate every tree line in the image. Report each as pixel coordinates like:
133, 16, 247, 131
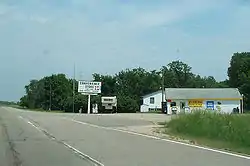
0, 101, 17, 106
19, 52, 250, 112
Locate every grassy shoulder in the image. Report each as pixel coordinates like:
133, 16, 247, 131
13, 106, 65, 113
161, 111, 250, 155
29, 109, 65, 113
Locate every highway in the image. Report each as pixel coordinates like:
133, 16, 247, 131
0, 107, 249, 166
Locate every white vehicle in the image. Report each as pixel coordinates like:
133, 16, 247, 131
101, 96, 117, 113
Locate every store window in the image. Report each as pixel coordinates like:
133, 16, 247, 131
170, 102, 176, 107
150, 97, 155, 104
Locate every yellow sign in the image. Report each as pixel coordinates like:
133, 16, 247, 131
188, 100, 203, 107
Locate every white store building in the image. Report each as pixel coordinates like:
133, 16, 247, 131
140, 88, 243, 114
140, 90, 165, 112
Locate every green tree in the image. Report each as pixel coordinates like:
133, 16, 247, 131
24, 79, 43, 109
217, 80, 230, 88
161, 61, 193, 88
20, 74, 74, 111
43, 74, 72, 110
228, 52, 250, 109
92, 73, 117, 96
20, 60, 225, 113
203, 76, 218, 88
115, 68, 160, 112
0, 101, 17, 106
19, 95, 28, 108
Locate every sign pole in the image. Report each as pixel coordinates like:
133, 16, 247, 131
87, 94, 91, 114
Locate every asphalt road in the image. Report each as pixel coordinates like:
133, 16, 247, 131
0, 107, 249, 166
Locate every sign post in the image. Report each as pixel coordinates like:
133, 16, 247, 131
87, 94, 91, 114
78, 81, 102, 114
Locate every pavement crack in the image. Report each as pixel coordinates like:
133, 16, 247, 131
22, 117, 103, 166
18, 129, 24, 137
0, 117, 22, 166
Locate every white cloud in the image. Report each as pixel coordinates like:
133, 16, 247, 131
0, 4, 50, 24
125, 0, 232, 28
0, 5, 8, 15
0, 4, 16, 16
0, 0, 234, 27
30, 16, 49, 23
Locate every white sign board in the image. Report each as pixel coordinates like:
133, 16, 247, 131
78, 81, 101, 94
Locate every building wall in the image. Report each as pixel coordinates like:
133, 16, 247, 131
140, 92, 165, 112
166, 99, 241, 114
140, 89, 241, 114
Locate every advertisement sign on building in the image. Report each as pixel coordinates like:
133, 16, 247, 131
206, 101, 214, 110
78, 81, 102, 94
188, 100, 203, 107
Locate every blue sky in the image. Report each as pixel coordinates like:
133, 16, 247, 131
0, 0, 250, 101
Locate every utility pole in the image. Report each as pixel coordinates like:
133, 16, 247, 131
49, 82, 52, 111
87, 94, 91, 114
160, 72, 165, 114
73, 63, 76, 113
242, 94, 244, 114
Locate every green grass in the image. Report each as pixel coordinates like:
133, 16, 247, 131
163, 111, 250, 155
244, 110, 250, 114
13, 107, 65, 113
28, 108, 65, 113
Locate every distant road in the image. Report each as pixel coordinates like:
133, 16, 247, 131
0, 107, 249, 166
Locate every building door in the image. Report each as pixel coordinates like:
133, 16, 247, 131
240, 99, 243, 113
170, 102, 177, 114
180, 102, 185, 113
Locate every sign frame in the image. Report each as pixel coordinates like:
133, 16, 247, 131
78, 80, 102, 94
77, 80, 102, 114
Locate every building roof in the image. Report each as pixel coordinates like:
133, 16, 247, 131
165, 88, 242, 100
142, 90, 162, 98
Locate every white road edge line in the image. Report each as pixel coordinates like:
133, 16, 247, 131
63, 142, 104, 166
18, 116, 104, 166
68, 118, 250, 160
